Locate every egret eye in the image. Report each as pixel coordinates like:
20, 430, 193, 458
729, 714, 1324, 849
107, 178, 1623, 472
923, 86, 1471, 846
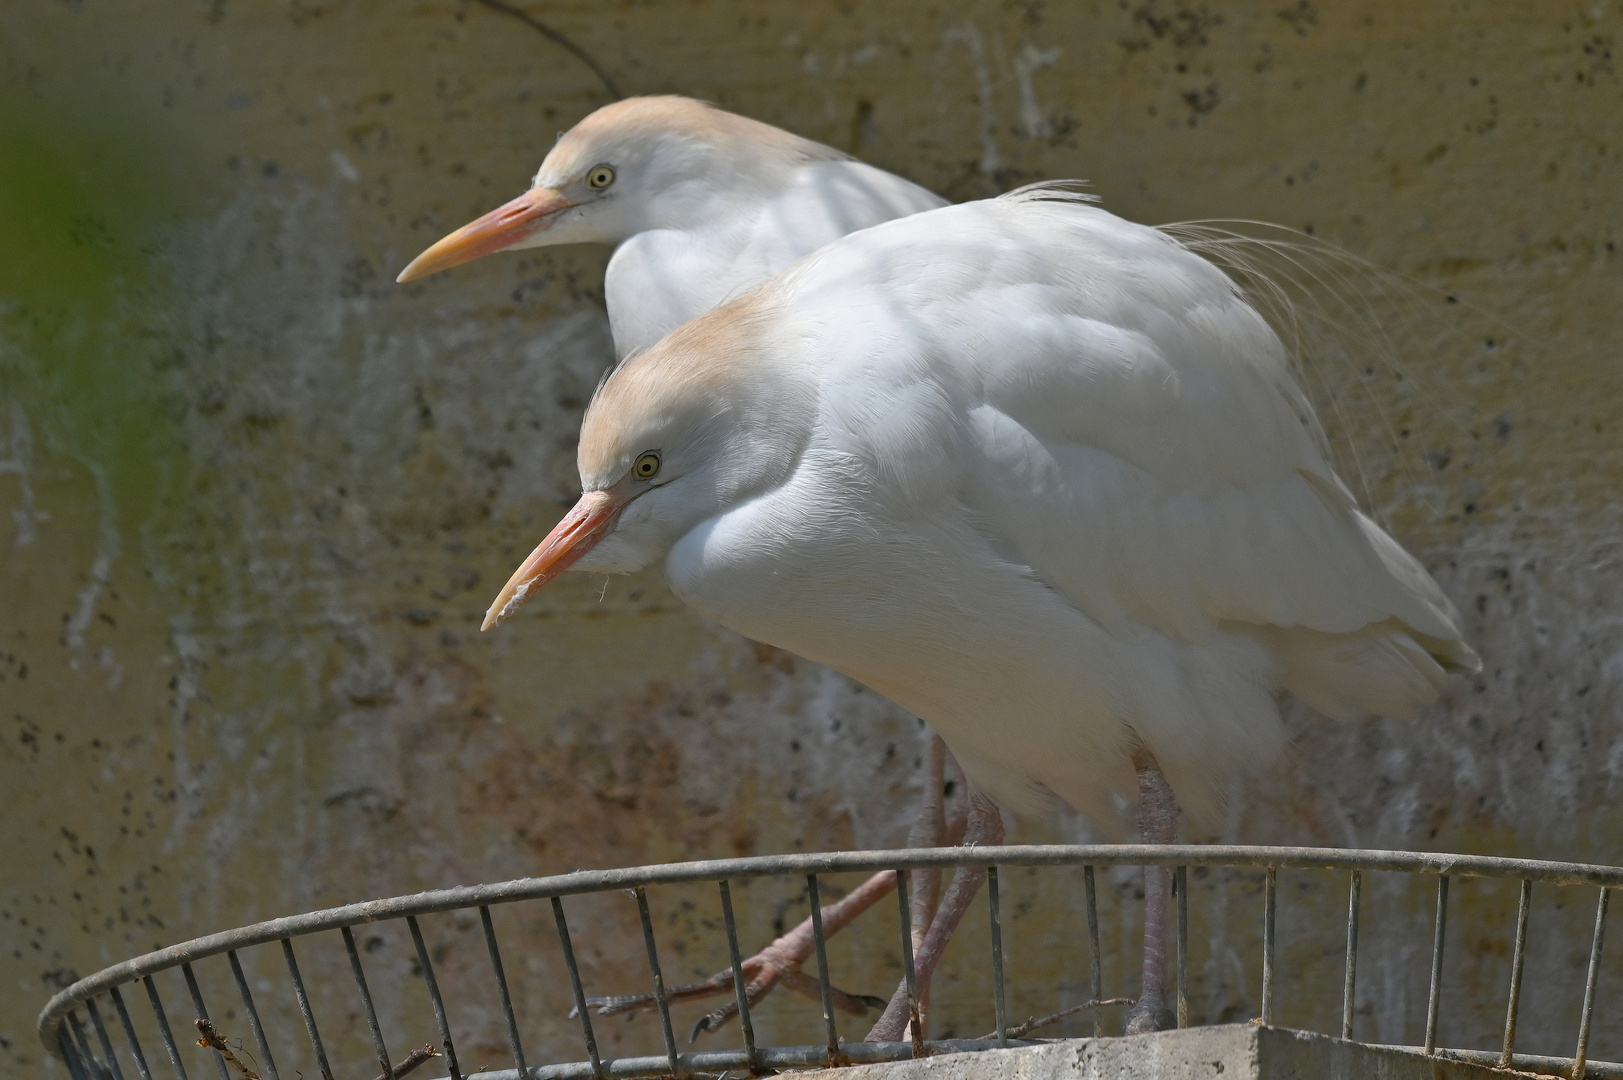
632, 451, 661, 480
586, 164, 616, 190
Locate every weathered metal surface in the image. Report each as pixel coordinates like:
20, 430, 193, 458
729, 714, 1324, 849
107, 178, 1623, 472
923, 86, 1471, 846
33, 846, 1623, 1079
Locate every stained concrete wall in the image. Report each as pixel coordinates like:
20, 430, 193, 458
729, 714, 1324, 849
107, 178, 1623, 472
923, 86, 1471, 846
3, 1, 1621, 1076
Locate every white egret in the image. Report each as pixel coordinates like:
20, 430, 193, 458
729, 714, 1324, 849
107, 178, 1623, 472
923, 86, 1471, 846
397, 95, 947, 358
481, 185, 1479, 1037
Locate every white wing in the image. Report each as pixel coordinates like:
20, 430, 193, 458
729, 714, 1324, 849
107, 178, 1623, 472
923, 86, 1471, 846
791, 189, 1477, 723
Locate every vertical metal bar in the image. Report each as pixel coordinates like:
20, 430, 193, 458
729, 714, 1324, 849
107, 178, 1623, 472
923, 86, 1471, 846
1424, 875, 1449, 1055
551, 896, 605, 1080
142, 976, 190, 1080
635, 887, 683, 1078
1084, 865, 1102, 1038
480, 906, 528, 1080
1261, 866, 1277, 1025
227, 951, 280, 1080
182, 963, 231, 1080
1572, 887, 1610, 1080
988, 866, 1008, 1048
1342, 870, 1362, 1041
1500, 879, 1531, 1068
894, 870, 923, 1056
341, 926, 392, 1080
806, 875, 841, 1063
407, 916, 463, 1080
109, 986, 154, 1080
280, 939, 333, 1080
69, 1010, 104, 1080
58, 1022, 92, 1080
87, 998, 128, 1080
718, 881, 759, 1070
1175, 866, 1189, 1030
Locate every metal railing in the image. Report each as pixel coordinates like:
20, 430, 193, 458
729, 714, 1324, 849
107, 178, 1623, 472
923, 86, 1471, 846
36, 845, 1623, 1080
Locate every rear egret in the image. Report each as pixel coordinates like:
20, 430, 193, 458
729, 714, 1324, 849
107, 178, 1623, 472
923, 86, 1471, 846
481, 184, 1479, 1037
397, 95, 947, 358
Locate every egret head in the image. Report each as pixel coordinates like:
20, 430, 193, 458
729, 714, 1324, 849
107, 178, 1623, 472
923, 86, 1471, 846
397, 96, 843, 283
481, 295, 812, 630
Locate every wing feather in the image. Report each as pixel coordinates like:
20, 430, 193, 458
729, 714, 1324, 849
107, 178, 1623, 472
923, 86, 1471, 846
801, 193, 1477, 711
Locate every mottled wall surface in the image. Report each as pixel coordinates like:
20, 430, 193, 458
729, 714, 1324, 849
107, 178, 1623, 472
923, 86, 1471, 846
3, 1, 1621, 1075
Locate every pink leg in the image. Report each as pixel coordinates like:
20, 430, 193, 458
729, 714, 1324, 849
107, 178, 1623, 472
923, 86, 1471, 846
1123, 750, 1180, 1035
908, 738, 955, 955
906, 739, 955, 1031
866, 789, 1005, 1043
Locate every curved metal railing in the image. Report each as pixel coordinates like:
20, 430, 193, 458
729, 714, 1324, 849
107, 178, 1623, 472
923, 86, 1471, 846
37, 845, 1623, 1080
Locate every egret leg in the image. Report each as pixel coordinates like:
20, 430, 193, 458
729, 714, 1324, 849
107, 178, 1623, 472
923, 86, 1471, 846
588, 734, 953, 1039
910, 737, 952, 952
866, 788, 1005, 1043
905, 738, 957, 1033
1123, 749, 1180, 1035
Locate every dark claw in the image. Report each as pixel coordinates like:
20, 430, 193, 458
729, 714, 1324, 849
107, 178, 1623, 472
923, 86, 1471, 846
858, 995, 888, 1011
689, 1003, 738, 1042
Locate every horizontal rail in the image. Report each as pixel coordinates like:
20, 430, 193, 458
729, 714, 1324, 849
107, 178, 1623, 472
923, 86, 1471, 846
1375, 1044, 1623, 1080
37, 843, 1623, 1054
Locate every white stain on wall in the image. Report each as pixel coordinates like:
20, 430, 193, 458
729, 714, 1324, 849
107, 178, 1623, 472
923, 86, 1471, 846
0, 397, 40, 548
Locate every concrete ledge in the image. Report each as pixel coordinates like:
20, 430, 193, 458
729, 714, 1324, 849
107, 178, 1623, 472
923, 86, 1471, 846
796, 1026, 1540, 1079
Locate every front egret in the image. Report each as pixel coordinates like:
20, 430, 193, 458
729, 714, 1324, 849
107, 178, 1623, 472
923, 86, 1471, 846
481, 185, 1480, 1037
397, 94, 948, 358
399, 93, 952, 1026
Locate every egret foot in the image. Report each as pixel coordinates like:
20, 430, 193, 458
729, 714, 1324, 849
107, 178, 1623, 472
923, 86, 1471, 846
1122, 994, 1176, 1035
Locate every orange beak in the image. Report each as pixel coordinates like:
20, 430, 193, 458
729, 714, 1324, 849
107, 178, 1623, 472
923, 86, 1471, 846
396, 187, 576, 283
482, 490, 627, 631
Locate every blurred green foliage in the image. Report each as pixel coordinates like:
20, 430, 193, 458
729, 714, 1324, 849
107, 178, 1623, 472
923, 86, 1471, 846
0, 89, 191, 526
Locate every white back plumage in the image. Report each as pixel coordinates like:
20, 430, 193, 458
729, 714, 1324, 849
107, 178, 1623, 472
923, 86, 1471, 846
607, 155, 947, 357
615, 185, 1480, 831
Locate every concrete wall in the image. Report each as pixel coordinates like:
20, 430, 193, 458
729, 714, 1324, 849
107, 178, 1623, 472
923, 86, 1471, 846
3, 1, 1621, 1075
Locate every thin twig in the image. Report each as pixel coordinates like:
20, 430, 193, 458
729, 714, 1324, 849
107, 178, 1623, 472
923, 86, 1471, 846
979, 998, 1136, 1041
469, 0, 622, 99
194, 1019, 262, 1080
372, 1044, 440, 1080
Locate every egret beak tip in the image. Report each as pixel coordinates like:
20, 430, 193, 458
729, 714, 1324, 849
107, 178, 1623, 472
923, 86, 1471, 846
480, 490, 624, 631
396, 187, 576, 283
